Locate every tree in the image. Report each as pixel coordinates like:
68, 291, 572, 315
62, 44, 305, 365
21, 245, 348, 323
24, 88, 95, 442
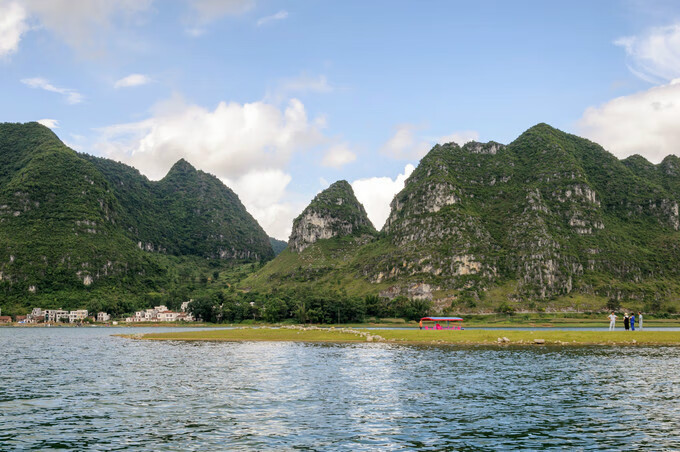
188, 295, 217, 323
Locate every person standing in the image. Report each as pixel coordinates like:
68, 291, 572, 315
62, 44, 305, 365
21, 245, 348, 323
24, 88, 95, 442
630, 313, 636, 331
608, 312, 617, 331
638, 311, 643, 330
624, 313, 630, 331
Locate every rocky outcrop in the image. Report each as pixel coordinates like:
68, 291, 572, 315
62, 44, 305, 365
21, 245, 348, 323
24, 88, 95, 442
256, 123, 680, 307
362, 123, 680, 302
288, 180, 375, 252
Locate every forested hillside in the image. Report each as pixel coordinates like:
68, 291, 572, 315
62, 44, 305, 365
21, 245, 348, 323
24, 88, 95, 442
0, 122, 273, 316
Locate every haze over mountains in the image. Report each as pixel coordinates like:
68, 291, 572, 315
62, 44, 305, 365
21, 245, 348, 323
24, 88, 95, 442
2, 121, 680, 315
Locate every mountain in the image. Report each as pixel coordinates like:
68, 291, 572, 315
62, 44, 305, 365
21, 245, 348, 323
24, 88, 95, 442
288, 180, 375, 252
244, 180, 378, 294
269, 237, 288, 256
245, 124, 680, 313
82, 155, 273, 261
0, 122, 273, 316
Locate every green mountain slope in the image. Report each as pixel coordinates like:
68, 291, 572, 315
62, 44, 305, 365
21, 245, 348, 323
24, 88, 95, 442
83, 155, 273, 260
269, 237, 288, 255
0, 122, 273, 316
245, 124, 680, 313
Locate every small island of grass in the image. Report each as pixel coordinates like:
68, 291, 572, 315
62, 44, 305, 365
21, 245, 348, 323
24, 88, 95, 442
120, 326, 680, 346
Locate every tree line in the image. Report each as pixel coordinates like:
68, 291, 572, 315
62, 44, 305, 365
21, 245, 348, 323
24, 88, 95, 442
187, 288, 432, 324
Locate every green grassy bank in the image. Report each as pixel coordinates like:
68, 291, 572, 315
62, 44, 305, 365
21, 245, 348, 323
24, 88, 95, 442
123, 327, 680, 346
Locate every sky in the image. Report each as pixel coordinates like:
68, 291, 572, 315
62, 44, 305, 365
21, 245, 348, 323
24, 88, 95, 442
2, 0, 680, 240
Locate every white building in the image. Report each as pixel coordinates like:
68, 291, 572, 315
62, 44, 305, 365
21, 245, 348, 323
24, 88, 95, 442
68, 310, 89, 323
26, 308, 45, 323
44, 309, 69, 322
97, 312, 111, 322
157, 311, 180, 322
125, 305, 193, 323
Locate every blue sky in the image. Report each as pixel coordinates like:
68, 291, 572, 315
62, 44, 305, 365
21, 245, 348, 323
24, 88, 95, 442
2, 0, 680, 239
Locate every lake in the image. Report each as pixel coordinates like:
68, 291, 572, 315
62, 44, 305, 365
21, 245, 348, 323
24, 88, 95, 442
2, 327, 679, 450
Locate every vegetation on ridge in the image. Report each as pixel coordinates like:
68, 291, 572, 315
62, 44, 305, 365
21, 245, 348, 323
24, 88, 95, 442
0, 122, 273, 317
245, 123, 680, 315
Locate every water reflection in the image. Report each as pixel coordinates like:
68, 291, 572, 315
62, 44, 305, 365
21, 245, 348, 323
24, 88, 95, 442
1, 328, 679, 450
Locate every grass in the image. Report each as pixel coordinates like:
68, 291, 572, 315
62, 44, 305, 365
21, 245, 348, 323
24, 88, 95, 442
124, 327, 680, 346
124, 328, 366, 343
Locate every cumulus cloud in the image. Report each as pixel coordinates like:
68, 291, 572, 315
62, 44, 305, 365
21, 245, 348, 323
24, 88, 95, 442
257, 10, 288, 26
578, 80, 680, 163
93, 96, 325, 238
37, 118, 59, 128
223, 169, 303, 240
21, 77, 83, 104
352, 164, 415, 230
94, 97, 323, 180
616, 23, 680, 83
321, 144, 356, 168
0, 0, 28, 57
381, 124, 479, 160
114, 73, 152, 88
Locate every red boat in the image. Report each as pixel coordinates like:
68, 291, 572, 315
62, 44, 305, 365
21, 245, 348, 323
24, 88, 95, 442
419, 316, 464, 330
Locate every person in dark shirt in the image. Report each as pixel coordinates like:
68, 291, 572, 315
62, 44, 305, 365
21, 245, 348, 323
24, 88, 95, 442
623, 313, 630, 331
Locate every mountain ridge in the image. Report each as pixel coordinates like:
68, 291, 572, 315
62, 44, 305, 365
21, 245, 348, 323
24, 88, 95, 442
245, 123, 680, 314
0, 122, 273, 316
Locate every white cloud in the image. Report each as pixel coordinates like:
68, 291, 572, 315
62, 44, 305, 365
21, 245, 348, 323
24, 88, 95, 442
187, 0, 254, 22
21, 77, 83, 104
321, 144, 356, 168
94, 97, 324, 180
184, 0, 254, 35
0, 0, 28, 57
266, 73, 333, 104
114, 73, 152, 88
578, 80, 680, 163
23, 0, 154, 56
223, 169, 302, 240
279, 74, 331, 95
381, 124, 479, 160
438, 130, 480, 146
616, 23, 680, 83
37, 118, 59, 129
257, 10, 288, 27
381, 124, 431, 160
352, 164, 415, 230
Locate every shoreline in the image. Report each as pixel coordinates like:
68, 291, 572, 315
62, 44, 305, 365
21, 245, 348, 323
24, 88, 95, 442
5, 317, 680, 329
119, 326, 680, 347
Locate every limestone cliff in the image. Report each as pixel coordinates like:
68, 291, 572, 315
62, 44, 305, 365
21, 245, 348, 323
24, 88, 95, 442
288, 180, 375, 252
250, 123, 680, 311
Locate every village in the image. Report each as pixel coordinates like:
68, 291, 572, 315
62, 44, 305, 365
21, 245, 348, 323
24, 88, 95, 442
0, 302, 194, 325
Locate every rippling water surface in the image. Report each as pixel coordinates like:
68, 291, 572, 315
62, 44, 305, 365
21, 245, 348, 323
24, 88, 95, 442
2, 327, 680, 450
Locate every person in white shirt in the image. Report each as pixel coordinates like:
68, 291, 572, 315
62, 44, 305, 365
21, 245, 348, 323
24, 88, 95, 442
608, 312, 617, 331
638, 311, 643, 330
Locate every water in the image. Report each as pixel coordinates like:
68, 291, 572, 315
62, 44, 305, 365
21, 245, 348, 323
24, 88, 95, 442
2, 328, 680, 450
